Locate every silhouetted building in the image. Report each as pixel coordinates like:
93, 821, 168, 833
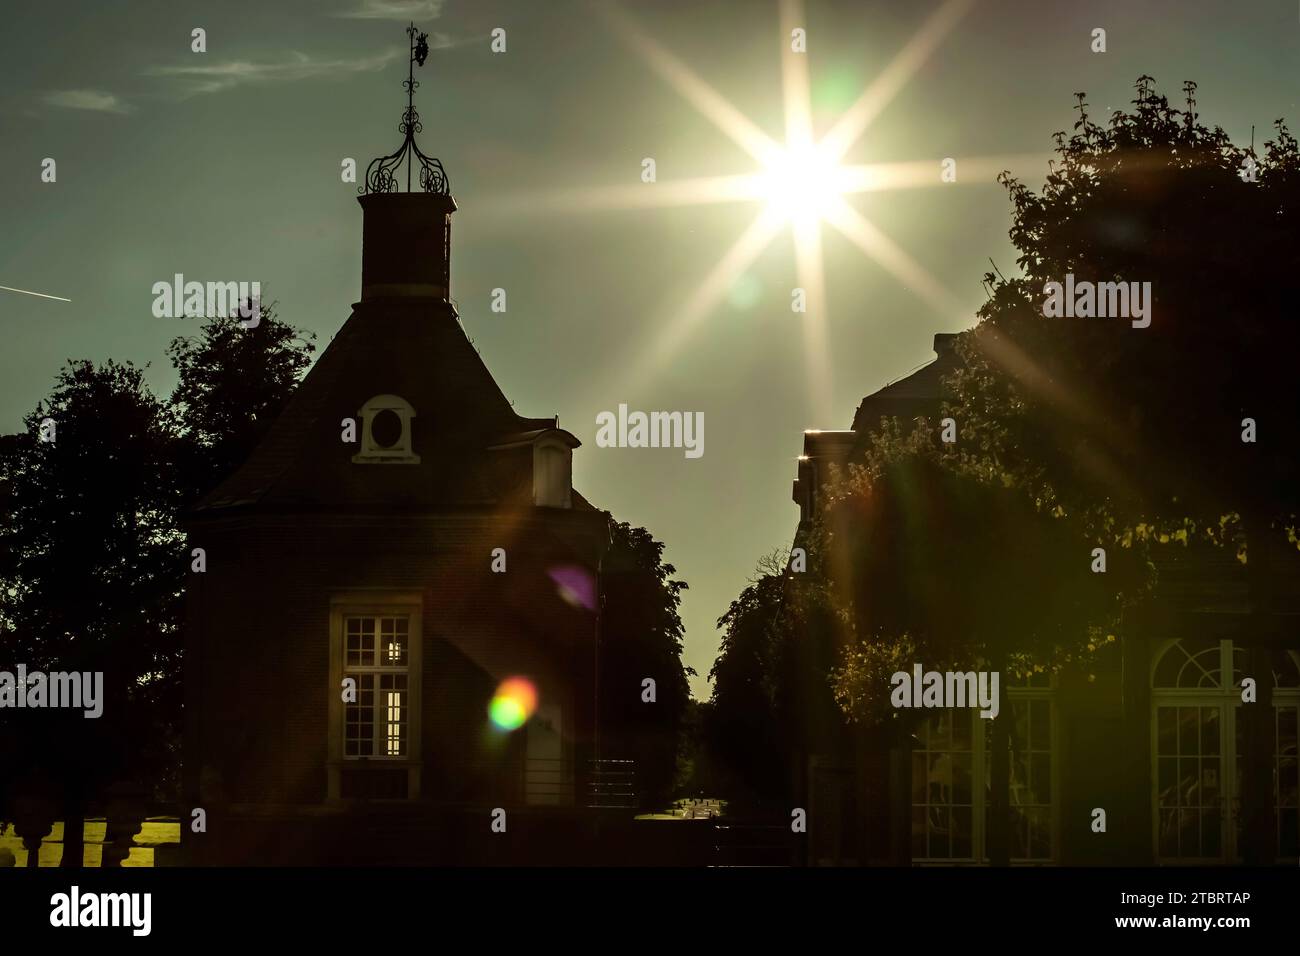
181, 170, 612, 863
791, 334, 1300, 867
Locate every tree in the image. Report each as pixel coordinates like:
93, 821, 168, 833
707, 571, 792, 806
0, 360, 186, 863
167, 303, 315, 498
598, 520, 693, 809
706, 548, 846, 810
0, 307, 316, 863
953, 77, 1299, 546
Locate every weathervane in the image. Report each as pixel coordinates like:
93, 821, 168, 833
362, 22, 450, 195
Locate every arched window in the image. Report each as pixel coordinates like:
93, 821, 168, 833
352, 394, 420, 464
1151, 639, 1299, 862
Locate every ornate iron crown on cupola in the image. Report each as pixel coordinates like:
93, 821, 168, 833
362, 23, 451, 196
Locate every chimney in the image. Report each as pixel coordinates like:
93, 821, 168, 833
933, 332, 957, 356
358, 192, 457, 302
355, 22, 455, 303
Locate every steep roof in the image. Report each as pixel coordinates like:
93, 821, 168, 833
194, 297, 593, 515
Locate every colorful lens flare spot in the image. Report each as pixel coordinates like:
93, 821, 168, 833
489, 677, 538, 731
548, 564, 596, 611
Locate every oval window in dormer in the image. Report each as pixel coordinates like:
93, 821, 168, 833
353, 394, 421, 464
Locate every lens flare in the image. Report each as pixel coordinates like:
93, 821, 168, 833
548, 564, 596, 611
489, 677, 538, 731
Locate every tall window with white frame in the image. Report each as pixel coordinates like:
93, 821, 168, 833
344, 615, 411, 759
1151, 638, 1300, 863
911, 673, 1056, 864
986, 677, 1055, 862
912, 708, 976, 861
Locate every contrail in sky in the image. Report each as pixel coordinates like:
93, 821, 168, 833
0, 285, 71, 302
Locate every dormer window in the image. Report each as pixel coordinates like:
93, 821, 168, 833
534, 439, 572, 508
353, 394, 420, 464
487, 426, 578, 507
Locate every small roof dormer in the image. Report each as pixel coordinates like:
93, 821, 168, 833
488, 426, 581, 509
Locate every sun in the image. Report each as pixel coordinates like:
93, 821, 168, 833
493, 0, 996, 420
756, 141, 847, 225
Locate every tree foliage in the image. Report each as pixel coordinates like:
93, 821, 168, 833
0, 309, 315, 834
825, 426, 1146, 726
598, 519, 693, 808
705, 547, 845, 806
951, 77, 1300, 547
167, 304, 315, 499
0, 360, 186, 814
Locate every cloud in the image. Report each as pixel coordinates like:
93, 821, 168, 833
147, 49, 402, 97
332, 0, 444, 20
43, 89, 133, 114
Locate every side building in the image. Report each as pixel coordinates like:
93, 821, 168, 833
790, 334, 1299, 866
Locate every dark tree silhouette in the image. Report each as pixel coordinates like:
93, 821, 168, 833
0, 360, 185, 864
953, 77, 1300, 547
706, 548, 844, 810
597, 520, 692, 809
0, 308, 316, 864
707, 572, 792, 806
167, 303, 315, 499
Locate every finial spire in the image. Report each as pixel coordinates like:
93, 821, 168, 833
362, 22, 450, 195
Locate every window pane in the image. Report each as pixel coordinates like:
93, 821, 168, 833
1178, 759, 1198, 806
381, 678, 408, 757
1201, 809, 1221, 857
1030, 754, 1051, 804
346, 616, 375, 666
911, 753, 926, 804
911, 807, 926, 859
1030, 700, 1050, 751
928, 807, 950, 859
1013, 704, 1030, 752
381, 616, 409, 666
1178, 708, 1199, 754
1278, 705, 1297, 750
1158, 809, 1178, 857
1009, 808, 1029, 858
1200, 759, 1220, 805
952, 753, 972, 805
1157, 707, 1176, 755
1158, 758, 1178, 807
345, 673, 374, 756
1178, 809, 1198, 855
1201, 707, 1220, 755
927, 752, 951, 798
951, 807, 972, 858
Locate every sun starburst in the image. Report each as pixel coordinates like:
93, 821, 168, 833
592, 0, 983, 419
483, 0, 1046, 420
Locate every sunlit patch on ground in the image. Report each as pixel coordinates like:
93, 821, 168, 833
0, 818, 180, 867
635, 798, 727, 821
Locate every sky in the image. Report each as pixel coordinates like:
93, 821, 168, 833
3, 0, 1298, 697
